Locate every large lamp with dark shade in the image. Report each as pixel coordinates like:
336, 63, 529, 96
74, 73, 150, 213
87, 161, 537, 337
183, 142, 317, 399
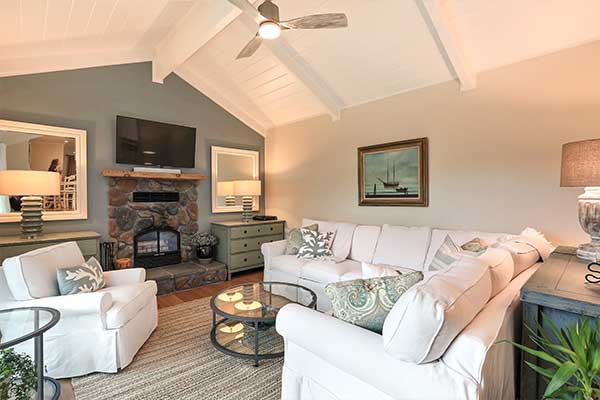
0, 170, 60, 238
561, 139, 600, 260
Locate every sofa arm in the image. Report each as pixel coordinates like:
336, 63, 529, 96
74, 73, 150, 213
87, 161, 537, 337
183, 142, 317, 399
2, 291, 113, 332
261, 239, 287, 278
104, 268, 146, 287
277, 304, 409, 394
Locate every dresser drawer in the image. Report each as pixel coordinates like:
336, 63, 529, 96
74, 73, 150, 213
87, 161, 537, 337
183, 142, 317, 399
230, 251, 263, 270
230, 235, 282, 254
230, 223, 283, 239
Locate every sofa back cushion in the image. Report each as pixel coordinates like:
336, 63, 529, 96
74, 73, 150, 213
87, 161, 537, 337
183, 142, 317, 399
302, 219, 357, 260
372, 225, 432, 270
382, 257, 492, 363
424, 229, 510, 267
349, 225, 381, 263
3, 241, 85, 300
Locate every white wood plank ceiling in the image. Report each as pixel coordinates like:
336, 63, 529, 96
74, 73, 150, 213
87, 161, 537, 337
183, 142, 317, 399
1, 0, 599, 136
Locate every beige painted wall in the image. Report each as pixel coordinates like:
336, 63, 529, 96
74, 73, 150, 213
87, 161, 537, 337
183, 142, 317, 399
265, 41, 600, 246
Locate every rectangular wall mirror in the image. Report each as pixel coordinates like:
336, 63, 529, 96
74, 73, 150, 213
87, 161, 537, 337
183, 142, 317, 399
211, 146, 259, 213
0, 119, 88, 222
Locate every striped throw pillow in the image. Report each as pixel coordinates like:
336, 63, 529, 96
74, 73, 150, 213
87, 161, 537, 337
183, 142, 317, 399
428, 235, 461, 271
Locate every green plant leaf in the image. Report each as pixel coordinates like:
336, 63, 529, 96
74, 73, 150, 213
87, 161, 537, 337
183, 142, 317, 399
504, 341, 563, 367
544, 362, 578, 397
525, 361, 555, 379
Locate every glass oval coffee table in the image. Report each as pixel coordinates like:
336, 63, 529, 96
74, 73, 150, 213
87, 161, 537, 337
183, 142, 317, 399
210, 281, 317, 366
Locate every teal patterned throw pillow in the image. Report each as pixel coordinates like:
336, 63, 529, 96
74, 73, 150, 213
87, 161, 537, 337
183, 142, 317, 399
285, 223, 318, 255
297, 229, 335, 259
460, 237, 488, 255
57, 257, 106, 295
428, 235, 461, 271
325, 271, 423, 334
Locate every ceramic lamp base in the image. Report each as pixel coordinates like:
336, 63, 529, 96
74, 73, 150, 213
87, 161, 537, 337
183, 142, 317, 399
241, 196, 254, 223
577, 187, 600, 261
225, 196, 236, 207
20, 195, 44, 239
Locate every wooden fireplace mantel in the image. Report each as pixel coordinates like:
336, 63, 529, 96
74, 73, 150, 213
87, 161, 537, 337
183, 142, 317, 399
101, 169, 207, 181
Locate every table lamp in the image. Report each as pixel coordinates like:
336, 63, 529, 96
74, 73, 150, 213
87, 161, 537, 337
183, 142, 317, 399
0, 170, 60, 238
233, 180, 261, 223
561, 139, 600, 260
217, 181, 236, 207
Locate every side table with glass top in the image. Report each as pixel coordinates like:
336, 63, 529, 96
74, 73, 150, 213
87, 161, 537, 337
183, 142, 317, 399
210, 281, 317, 367
0, 307, 61, 400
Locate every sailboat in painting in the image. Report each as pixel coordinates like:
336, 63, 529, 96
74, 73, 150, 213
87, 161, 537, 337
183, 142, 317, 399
377, 157, 400, 188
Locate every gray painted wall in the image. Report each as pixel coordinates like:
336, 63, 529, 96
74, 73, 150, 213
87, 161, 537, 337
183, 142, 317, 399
0, 62, 264, 239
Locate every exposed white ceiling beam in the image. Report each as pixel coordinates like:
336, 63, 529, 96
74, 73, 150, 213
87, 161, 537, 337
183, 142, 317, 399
418, 0, 476, 91
0, 48, 152, 78
176, 63, 273, 136
152, 0, 242, 84
236, 11, 344, 121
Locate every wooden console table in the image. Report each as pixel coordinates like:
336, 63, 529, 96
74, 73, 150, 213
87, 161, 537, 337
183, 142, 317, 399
0, 231, 101, 265
520, 246, 600, 400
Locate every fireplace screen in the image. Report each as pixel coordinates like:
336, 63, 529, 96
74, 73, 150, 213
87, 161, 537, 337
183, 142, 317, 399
134, 227, 181, 268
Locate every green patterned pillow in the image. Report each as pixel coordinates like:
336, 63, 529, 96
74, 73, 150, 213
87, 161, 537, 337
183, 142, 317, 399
428, 235, 461, 271
325, 271, 423, 334
297, 229, 335, 259
461, 237, 488, 254
285, 223, 318, 255
57, 257, 106, 295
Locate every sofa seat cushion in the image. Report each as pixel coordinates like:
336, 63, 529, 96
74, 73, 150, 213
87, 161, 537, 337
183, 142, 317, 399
372, 225, 432, 270
3, 241, 85, 300
102, 280, 157, 329
271, 255, 311, 278
383, 257, 492, 364
301, 259, 362, 284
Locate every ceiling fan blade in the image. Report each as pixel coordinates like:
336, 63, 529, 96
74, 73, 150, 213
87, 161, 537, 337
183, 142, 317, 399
226, 0, 263, 21
236, 35, 263, 59
281, 13, 348, 30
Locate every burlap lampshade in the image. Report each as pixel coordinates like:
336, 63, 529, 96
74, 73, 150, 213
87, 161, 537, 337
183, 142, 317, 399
561, 139, 600, 187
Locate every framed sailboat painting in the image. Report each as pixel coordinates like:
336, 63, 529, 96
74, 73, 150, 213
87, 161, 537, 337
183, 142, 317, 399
358, 138, 428, 206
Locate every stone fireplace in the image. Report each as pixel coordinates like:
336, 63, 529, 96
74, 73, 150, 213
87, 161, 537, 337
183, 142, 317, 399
108, 177, 199, 263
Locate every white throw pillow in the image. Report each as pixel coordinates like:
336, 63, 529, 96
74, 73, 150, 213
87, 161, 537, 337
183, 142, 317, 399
361, 262, 415, 279
382, 257, 492, 364
3, 241, 85, 300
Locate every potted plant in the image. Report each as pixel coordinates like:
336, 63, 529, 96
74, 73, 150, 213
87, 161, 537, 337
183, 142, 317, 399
191, 232, 219, 264
0, 348, 36, 400
500, 316, 600, 400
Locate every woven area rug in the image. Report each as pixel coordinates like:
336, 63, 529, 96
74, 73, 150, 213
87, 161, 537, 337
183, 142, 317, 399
72, 298, 283, 400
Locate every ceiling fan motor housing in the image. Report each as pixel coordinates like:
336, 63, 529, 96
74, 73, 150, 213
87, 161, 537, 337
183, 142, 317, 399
258, 0, 280, 22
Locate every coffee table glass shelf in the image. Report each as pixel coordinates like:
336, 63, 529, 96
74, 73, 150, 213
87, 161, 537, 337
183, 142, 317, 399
0, 307, 61, 400
210, 282, 317, 366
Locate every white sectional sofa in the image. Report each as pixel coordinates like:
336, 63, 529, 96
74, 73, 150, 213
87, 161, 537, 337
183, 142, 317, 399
261, 219, 552, 400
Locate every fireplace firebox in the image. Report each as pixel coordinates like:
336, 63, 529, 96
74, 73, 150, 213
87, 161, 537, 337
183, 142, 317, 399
134, 227, 181, 268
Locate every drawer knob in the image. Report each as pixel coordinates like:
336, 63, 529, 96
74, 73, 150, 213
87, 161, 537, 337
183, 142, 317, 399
258, 229, 261, 232
244, 258, 248, 262
258, 255, 262, 259
244, 244, 248, 247
257, 242, 261, 245
270, 227, 273, 231
243, 230, 248, 234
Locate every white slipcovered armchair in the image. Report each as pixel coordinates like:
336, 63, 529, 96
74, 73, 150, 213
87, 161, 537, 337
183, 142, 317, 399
0, 241, 158, 378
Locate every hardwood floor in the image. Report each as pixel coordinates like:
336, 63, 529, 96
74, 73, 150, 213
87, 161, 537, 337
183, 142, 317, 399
58, 269, 263, 399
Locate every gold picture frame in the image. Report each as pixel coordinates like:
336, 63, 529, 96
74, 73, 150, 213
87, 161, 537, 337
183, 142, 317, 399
358, 138, 428, 207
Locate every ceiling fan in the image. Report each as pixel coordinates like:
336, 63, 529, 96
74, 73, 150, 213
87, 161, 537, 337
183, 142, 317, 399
227, 0, 348, 59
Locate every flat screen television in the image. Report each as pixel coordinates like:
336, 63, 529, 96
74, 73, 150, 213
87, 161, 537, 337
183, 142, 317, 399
116, 115, 196, 168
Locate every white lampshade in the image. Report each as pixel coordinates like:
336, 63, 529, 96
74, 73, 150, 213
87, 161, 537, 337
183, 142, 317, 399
233, 180, 261, 196
217, 181, 235, 196
0, 170, 61, 196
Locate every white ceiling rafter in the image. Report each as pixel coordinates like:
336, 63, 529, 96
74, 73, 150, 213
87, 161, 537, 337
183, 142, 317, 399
152, 0, 242, 84
175, 63, 273, 136
418, 0, 476, 91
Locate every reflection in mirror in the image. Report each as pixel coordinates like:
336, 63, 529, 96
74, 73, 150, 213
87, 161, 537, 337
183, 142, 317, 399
0, 132, 77, 213
0, 119, 87, 222
211, 146, 259, 213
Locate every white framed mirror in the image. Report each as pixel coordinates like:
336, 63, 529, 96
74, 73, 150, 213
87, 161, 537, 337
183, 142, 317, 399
211, 146, 259, 213
0, 119, 88, 222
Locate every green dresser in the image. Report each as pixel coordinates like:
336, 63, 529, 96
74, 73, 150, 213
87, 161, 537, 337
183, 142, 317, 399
0, 231, 101, 265
211, 220, 285, 279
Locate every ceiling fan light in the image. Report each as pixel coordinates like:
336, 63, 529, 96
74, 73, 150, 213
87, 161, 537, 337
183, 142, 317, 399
258, 21, 281, 40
